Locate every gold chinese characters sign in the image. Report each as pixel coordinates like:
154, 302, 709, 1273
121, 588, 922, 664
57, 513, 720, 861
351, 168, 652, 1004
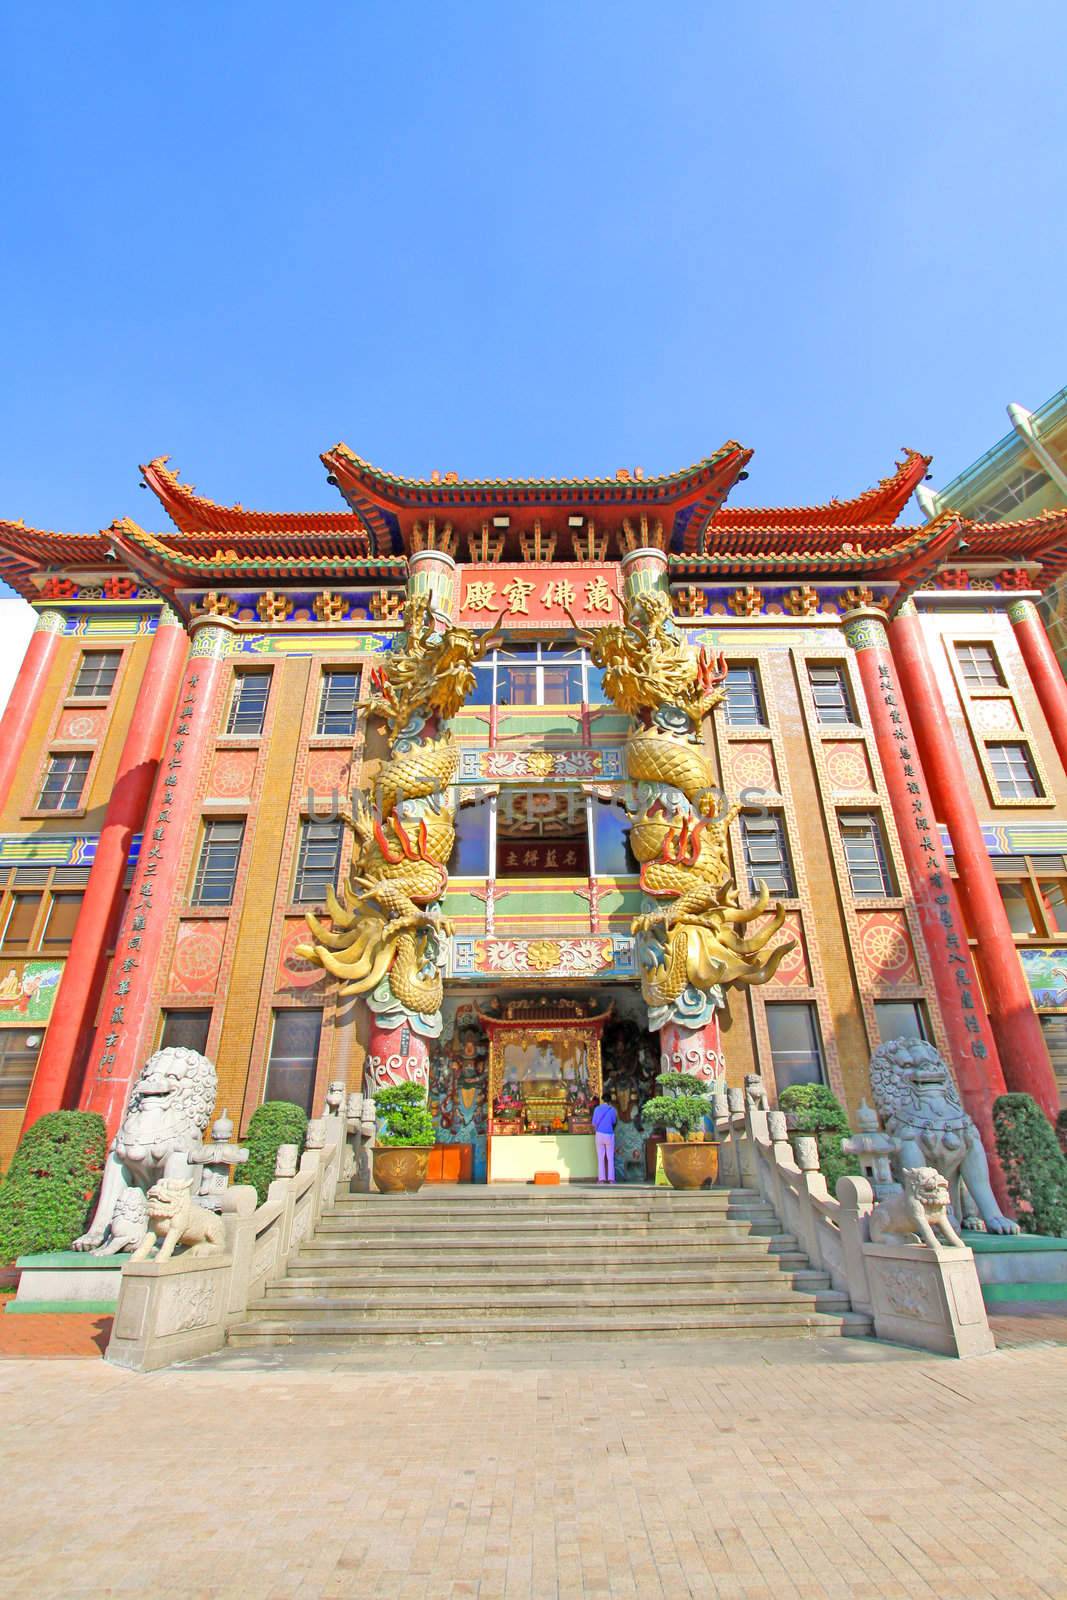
458, 563, 621, 628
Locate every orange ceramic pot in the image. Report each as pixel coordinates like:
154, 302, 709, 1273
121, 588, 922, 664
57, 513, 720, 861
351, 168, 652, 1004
661, 1141, 719, 1190
373, 1146, 430, 1193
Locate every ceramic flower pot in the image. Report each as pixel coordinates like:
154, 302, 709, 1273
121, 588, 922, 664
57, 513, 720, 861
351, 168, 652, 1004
661, 1140, 719, 1190
372, 1146, 431, 1193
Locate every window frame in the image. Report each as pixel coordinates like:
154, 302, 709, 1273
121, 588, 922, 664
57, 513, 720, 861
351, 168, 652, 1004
263, 1007, 324, 1115
158, 1008, 213, 1056
0, 1027, 44, 1109
190, 819, 246, 907
315, 670, 361, 738
292, 818, 344, 905
723, 664, 766, 729
740, 812, 795, 897
225, 670, 271, 737
807, 661, 856, 727
874, 1000, 930, 1046
838, 810, 895, 898
70, 649, 122, 701
954, 642, 1005, 692
37, 751, 92, 813
765, 1002, 826, 1091
987, 741, 1044, 802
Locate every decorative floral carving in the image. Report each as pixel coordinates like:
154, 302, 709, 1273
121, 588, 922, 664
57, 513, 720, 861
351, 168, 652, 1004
783, 585, 820, 616
728, 585, 763, 617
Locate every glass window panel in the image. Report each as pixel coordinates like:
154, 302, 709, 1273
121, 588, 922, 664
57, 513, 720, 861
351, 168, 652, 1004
1039, 880, 1067, 935
159, 1009, 212, 1055
1040, 1015, 1067, 1110
594, 804, 635, 876
191, 820, 245, 906
540, 663, 583, 705
226, 672, 271, 735
998, 882, 1038, 935
292, 819, 343, 904
497, 834, 588, 877
450, 804, 490, 877
498, 665, 539, 706
316, 671, 360, 737
875, 1001, 929, 1043
766, 1003, 825, 1090
954, 643, 1004, 690
71, 651, 120, 699
808, 663, 855, 726
988, 743, 1042, 800
0, 1028, 43, 1108
724, 666, 764, 728
1, 893, 41, 951
39, 753, 90, 812
741, 815, 794, 896
585, 663, 606, 704
469, 663, 495, 705
264, 1009, 323, 1114
839, 812, 894, 897
41, 891, 83, 945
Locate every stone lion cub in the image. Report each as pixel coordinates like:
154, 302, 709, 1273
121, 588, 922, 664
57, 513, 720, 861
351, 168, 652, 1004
129, 1178, 226, 1263
869, 1166, 964, 1250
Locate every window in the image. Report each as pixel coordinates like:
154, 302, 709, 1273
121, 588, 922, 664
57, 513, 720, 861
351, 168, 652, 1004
740, 814, 794, 896
972, 463, 1051, 521
191, 820, 245, 906
1, 893, 41, 951
159, 1009, 212, 1056
724, 666, 765, 728
264, 1009, 323, 1114
38, 752, 90, 812
1039, 880, 1067, 935
450, 803, 490, 877
0, 1028, 43, 1108
875, 1001, 929, 1044
955, 643, 1004, 691
594, 803, 635, 877
808, 663, 855, 726
839, 812, 894, 897
316, 671, 360, 737
766, 1003, 825, 1090
998, 882, 1038, 935
988, 742, 1043, 801
225, 672, 271, 735
71, 650, 120, 699
493, 646, 594, 706
293, 820, 343, 904
41, 892, 84, 945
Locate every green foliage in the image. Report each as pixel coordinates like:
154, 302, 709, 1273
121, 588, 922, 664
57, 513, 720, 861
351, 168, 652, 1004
654, 1072, 710, 1097
994, 1093, 1067, 1237
0, 1111, 107, 1263
642, 1093, 712, 1141
778, 1082, 859, 1194
375, 1081, 435, 1147
244, 1101, 309, 1204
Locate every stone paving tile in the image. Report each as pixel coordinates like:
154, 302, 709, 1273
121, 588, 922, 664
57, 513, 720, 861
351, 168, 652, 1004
0, 1310, 113, 1358
2, 1345, 1067, 1598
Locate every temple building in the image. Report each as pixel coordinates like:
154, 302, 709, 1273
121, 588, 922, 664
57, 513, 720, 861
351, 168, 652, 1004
0, 438, 1066, 1183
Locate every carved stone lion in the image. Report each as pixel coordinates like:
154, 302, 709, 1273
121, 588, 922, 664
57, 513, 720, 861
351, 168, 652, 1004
869, 1038, 1019, 1235
74, 1047, 217, 1252
869, 1166, 964, 1249
91, 1187, 148, 1256
129, 1178, 226, 1262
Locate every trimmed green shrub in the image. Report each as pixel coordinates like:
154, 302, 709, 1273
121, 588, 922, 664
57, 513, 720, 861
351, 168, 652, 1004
993, 1093, 1067, 1237
376, 1082, 435, 1147
0, 1111, 107, 1263
778, 1083, 860, 1195
243, 1101, 309, 1204
643, 1071, 712, 1140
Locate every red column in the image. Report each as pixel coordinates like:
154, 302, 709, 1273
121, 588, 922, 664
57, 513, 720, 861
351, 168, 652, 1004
364, 1018, 430, 1092
1008, 598, 1067, 775
888, 602, 1059, 1122
21, 606, 188, 1131
0, 609, 66, 813
658, 1016, 725, 1082
846, 611, 1009, 1161
79, 619, 235, 1139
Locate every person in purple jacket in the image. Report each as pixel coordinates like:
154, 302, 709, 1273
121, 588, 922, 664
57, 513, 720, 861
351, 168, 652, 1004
592, 1095, 618, 1184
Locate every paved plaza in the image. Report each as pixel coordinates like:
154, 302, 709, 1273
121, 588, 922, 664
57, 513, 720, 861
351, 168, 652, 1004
2, 1335, 1066, 1600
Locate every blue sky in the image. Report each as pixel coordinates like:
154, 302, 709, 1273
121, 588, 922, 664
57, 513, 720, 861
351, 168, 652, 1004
2, 1, 1065, 544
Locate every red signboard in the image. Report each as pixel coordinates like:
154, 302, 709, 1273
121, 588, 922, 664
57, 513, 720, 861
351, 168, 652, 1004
457, 563, 622, 628
497, 835, 589, 876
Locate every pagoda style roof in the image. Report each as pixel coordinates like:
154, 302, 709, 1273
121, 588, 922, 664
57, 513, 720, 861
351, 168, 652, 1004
956, 510, 1067, 577
107, 520, 405, 591
0, 521, 112, 599
706, 450, 931, 537
673, 513, 966, 591
321, 441, 752, 556
141, 457, 369, 541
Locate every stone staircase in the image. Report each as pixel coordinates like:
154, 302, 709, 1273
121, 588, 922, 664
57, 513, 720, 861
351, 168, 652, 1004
227, 1186, 872, 1346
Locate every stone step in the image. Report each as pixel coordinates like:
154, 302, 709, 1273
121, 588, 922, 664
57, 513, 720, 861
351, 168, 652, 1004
327, 1191, 765, 1214
301, 1231, 800, 1256
255, 1286, 852, 1314
294, 1245, 810, 1270
228, 1310, 873, 1344
275, 1265, 831, 1291
313, 1219, 785, 1242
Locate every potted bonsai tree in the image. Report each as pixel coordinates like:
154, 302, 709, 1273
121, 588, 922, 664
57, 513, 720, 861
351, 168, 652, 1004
641, 1072, 717, 1190
372, 1081, 436, 1193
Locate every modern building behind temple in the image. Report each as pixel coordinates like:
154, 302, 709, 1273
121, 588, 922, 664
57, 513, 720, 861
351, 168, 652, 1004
0, 437, 1065, 1180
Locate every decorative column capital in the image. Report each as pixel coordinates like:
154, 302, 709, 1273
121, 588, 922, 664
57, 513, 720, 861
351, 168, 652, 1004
841, 608, 890, 652
1007, 598, 1039, 625
156, 600, 185, 630
32, 608, 66, 636
188, 615, 237, 658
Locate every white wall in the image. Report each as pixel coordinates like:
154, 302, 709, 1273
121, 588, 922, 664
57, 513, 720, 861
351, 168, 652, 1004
0, 599, 38, 717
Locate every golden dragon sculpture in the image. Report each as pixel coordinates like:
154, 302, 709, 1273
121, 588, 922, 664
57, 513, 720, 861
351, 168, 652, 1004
572, 589, 795, 1023
296, 593, 498, 1025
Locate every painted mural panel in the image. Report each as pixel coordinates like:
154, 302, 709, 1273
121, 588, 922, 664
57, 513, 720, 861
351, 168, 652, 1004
0, 961, 62, 1021
1018, 947, 1067, 1009
855, 911, 920, 988
170, 921, 226, 996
